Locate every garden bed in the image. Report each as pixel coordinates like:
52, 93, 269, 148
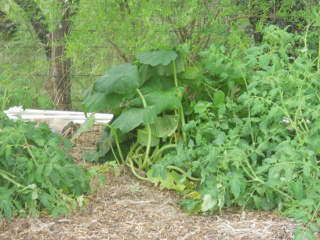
0, 130, 304, 240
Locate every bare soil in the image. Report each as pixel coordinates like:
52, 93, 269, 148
0, 127, 308, 239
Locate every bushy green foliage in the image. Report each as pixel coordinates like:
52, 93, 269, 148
84, 25, 320, 238
0, 116, 100, 220
0, 71, 53, 111
165, 26, 320, 239
2, 1, 320, 237
82, 47, 188, 185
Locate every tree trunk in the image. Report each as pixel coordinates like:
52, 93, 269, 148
13, 0, 74, 110
45, 3, 72, 110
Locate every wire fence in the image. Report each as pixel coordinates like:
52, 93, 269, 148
0, 25, 126, 109
0, 14, 197, 109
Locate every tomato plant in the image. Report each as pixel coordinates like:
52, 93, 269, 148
0, 115, 104, 220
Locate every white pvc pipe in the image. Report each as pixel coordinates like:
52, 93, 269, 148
4, 106, 113, 125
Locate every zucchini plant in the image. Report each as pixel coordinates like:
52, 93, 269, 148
83, 47, 197, 190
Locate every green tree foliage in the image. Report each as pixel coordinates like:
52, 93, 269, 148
1, 0, 318, 109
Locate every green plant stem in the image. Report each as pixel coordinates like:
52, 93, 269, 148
109, 142, 121, 164
142, 124, 152, 168
0, 169, 26, 188
304, 201, 320, 234
136, 88, 147, 108
23, 135, 39, 168
172, 60, 178, 87
127, 157, 148, 181
241, 156, 294, 201
152, 144, 177, 163
179, 106, 187, 142
135, 144, 145, 155
241, 184, 262, 211
101, 123, 124, 163
318, 35, 320, 71
134, 144, 144, 166
112, 128, 125, 162
1, 88, 8, 112
166, 165, 201, 181
172, 60, 187, 142
128, 141, 140, 156
254, 96, 290, 117
136, 88, 152, 169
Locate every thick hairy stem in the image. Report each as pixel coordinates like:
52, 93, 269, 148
152, 144, 177, 163
135, 88, 151, 169
128, 157, 148, 181
172, 60, 179, 87
172, 60, 187, 142
166, 165, 201, 182
112, 128, 125, 162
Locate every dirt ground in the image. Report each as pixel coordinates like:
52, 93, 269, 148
0, 126, 311, 240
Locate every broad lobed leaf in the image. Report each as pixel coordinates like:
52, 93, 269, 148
93, 63, 141, 94
136, 49, 178, 66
